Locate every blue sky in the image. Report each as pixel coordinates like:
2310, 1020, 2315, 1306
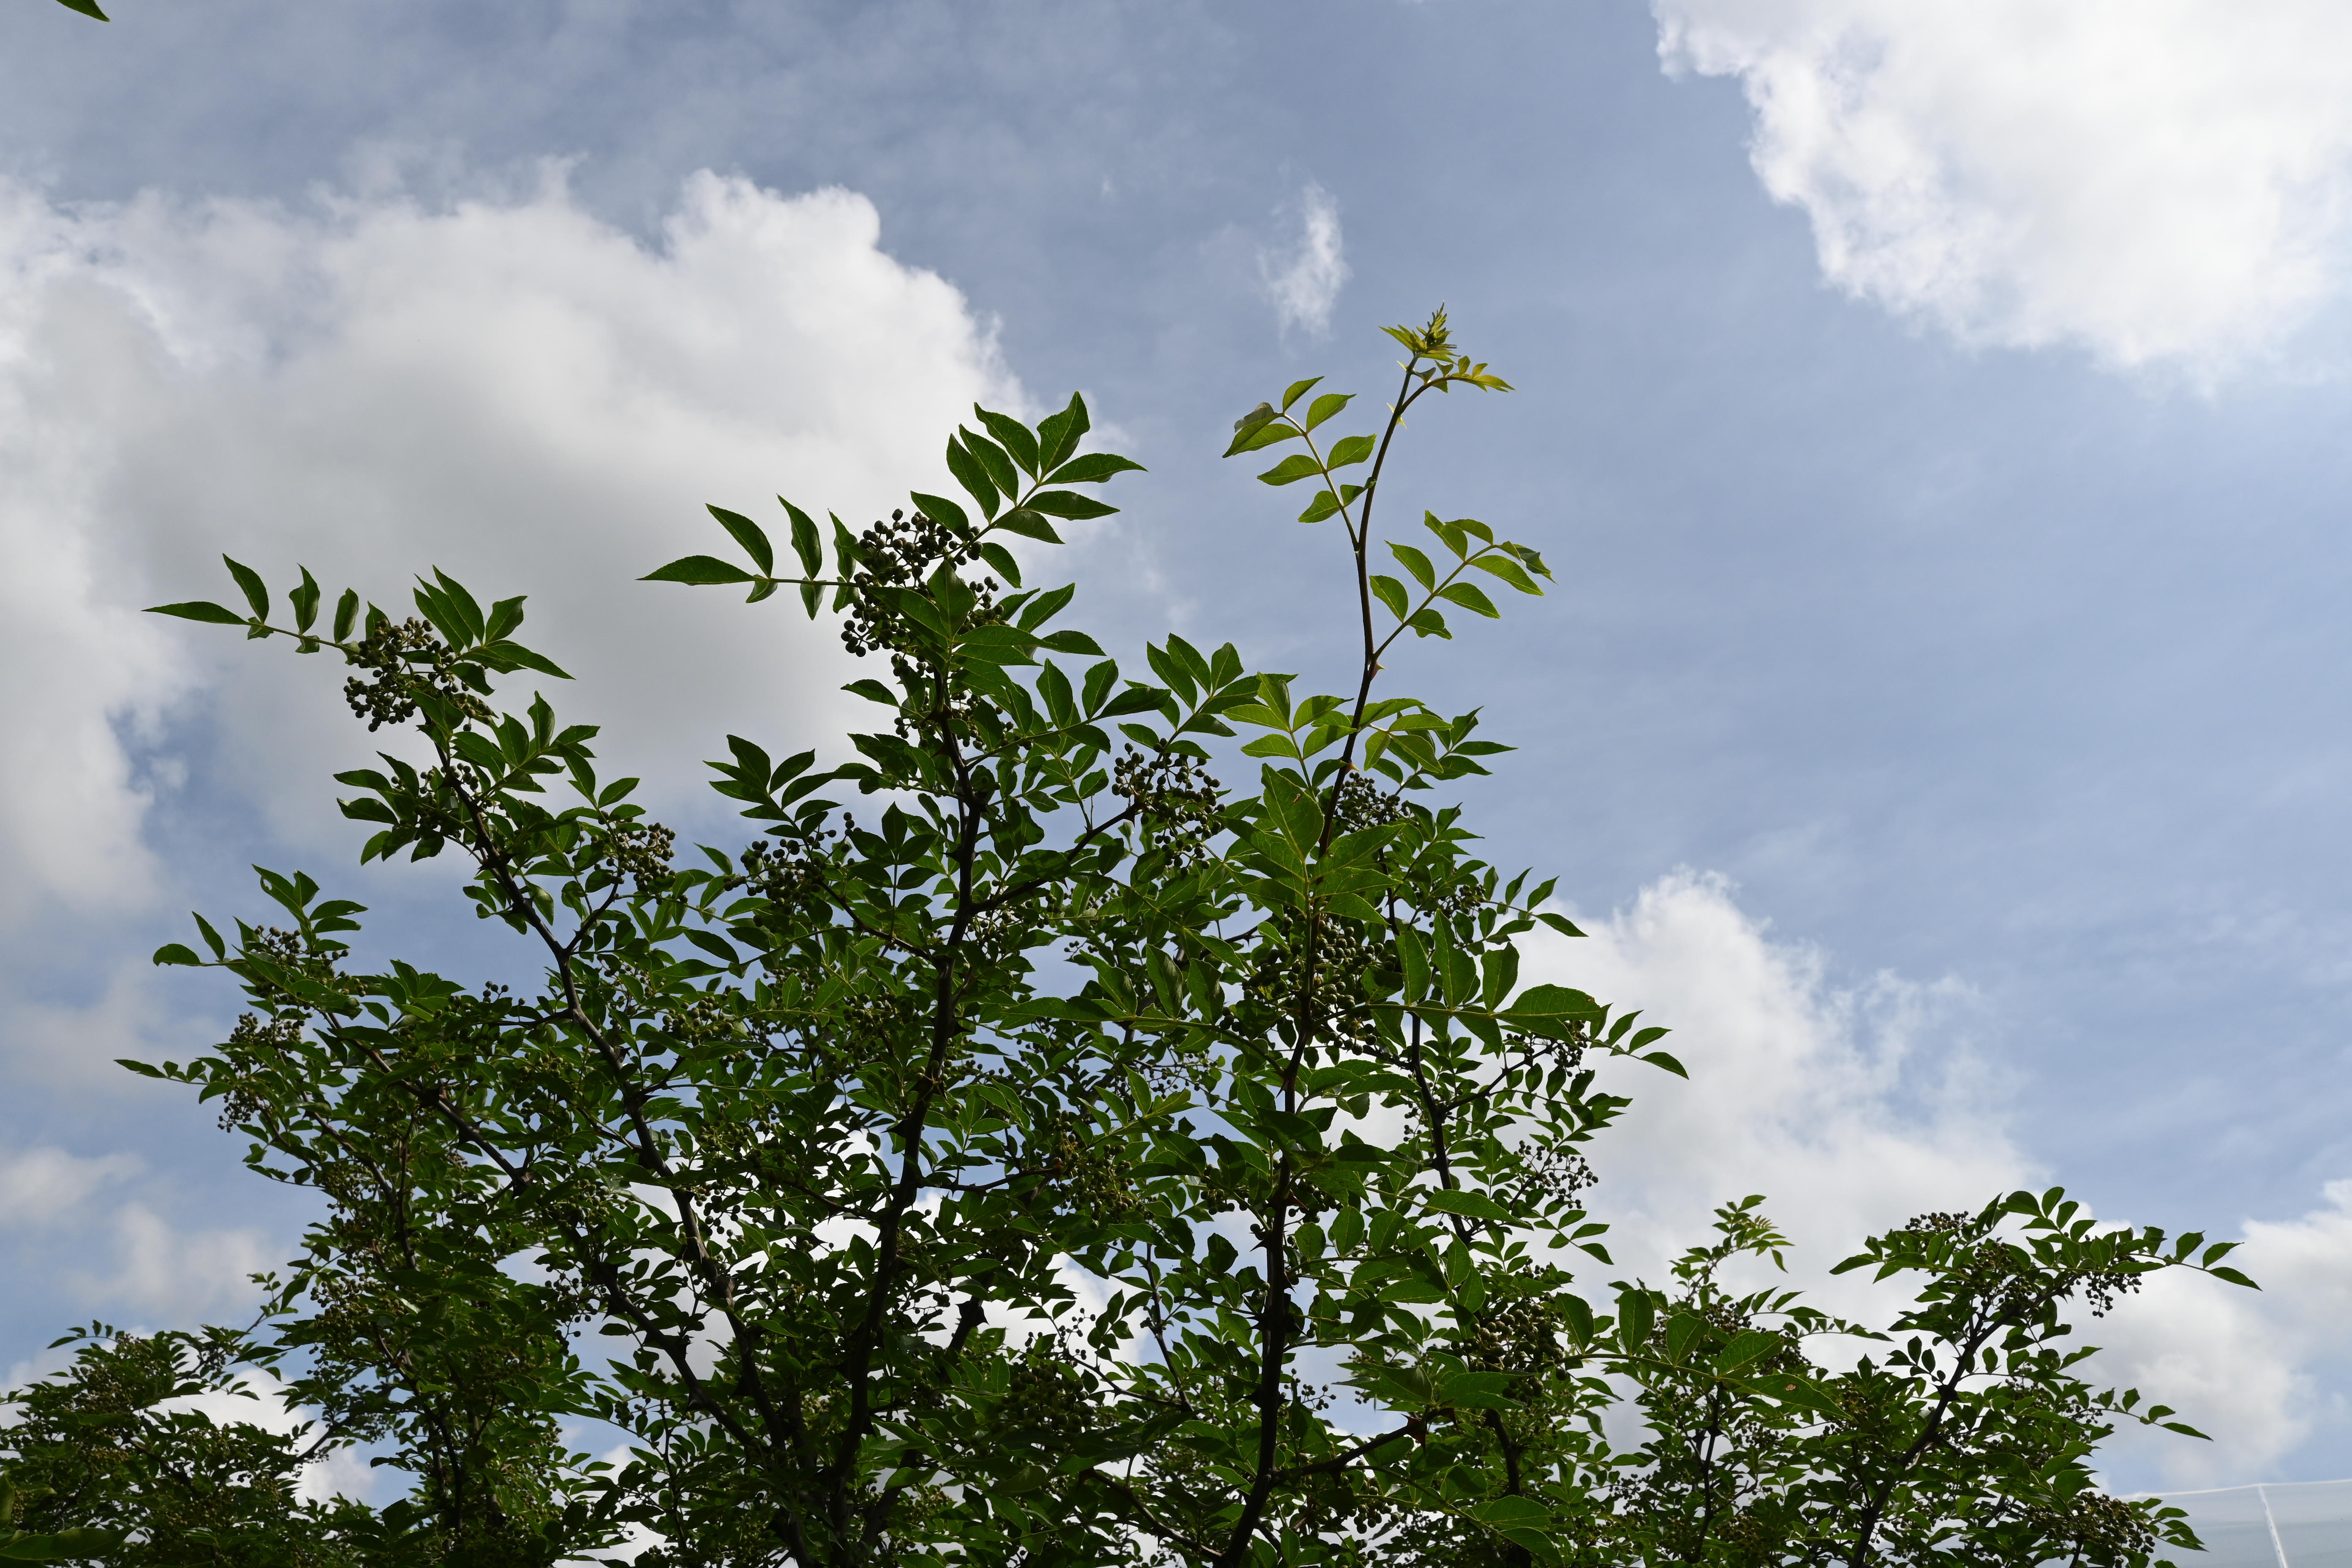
6, 0, 2352, 1494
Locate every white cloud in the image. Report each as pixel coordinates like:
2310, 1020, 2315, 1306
6, 955, 180, 1087
0, 165, 1025, 921
1530, 871, 2032, 1312
0, 1144, 139, 1221
88, 1200, 272, 1318
1259, 183, 1350, 338
0, 1143, 269, 1321
2098, 1179, 2352, 1486
1654, 0, 2352, 370
1526, 872, 2352, 1487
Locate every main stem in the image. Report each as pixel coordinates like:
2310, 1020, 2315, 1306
1211, 357, 1430, 1568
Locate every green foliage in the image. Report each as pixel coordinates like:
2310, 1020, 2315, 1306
13, 310, 2252, 1566
0, 1325, 361, 1563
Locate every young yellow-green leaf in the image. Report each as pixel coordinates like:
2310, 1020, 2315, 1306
1258, 453, 1324, 487
1324, 433, 1376, 468
1511, 540, 1553, 575
1370, 574, 1410, 623
1279, 376, 1322, 412
1438, 581, 1500, 618
1471, 552, 1544, 595
1298, 485, 1363, 525
1388, 542, 1436, 589
1303, 391, 1353, 431
1425, 512, 1470, 558
1227, 413, 1302, 457
1226, 402, 1278, 453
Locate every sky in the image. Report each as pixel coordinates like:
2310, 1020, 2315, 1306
5, 0, 2352, 1497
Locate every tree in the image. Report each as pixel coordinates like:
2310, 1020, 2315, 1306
6, 310, 2251, 1567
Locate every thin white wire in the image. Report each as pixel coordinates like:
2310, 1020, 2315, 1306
2258, 1484, 2291, 1568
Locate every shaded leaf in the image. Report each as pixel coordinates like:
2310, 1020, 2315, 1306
1043, 452, 1145, 485
643, 555, 757, 585
708, 505, 775, 574
146, 601, 247, 625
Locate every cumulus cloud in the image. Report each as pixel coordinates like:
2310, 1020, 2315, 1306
0, 1144, 139, 1221
1528, 871, 2033, 1308
0, 166, 1024, 923
2097, 1180, 2352, 1485
87, 1200, 273, 1318
1259, 182, 1350, 338
0, 1144, 268, 1320
1523, 872, 2352, 1487
1653, 0, 2352, 369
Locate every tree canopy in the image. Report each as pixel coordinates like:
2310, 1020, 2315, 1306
4, 311, 2253, 1568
